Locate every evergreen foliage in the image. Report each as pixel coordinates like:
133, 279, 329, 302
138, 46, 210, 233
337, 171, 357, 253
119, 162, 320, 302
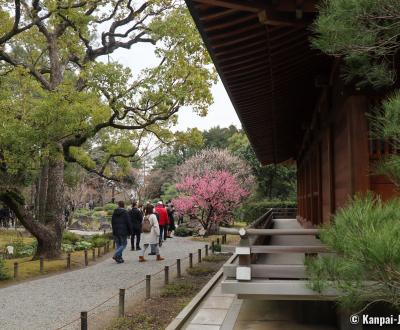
307, 195, 400, 310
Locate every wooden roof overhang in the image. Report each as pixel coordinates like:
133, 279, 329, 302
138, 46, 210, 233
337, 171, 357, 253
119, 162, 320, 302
185, 0, 331, 164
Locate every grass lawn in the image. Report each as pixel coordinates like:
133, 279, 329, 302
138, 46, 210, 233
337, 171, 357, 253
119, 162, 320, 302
1, 229, 113, 287
0, 230, 35, 247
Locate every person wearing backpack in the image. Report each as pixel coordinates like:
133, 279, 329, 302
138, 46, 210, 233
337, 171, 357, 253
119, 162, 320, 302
139, 204, 164, 262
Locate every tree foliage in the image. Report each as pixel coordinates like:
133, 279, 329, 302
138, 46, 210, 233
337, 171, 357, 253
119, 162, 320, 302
307, 195, 400, 310
0, 0, 216, 258
310, 0, 400, 310
312, 0, 400, 88
228, 132, 296, 200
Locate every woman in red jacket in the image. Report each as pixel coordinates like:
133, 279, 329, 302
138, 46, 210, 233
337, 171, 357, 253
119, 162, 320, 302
154, 201, 169, 245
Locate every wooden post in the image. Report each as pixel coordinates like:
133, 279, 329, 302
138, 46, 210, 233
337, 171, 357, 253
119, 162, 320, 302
40, 257, 44, 274
177, 259, 181, 278
198, 249, 202, 263
211, 241, 215, 254
67, 253, 71, 269
81, 311, 88, 330
97, 247, 101, 257
164, 266, 169, 285
146, 275, 151, 299
216, 237, 220, 245
119, 288, 125, 317
189, 253, 193, 268
205, 244, 209, 256
113, 240, 116, 249
84, 250, 88, 266
223, 234, 227, 244
13, 262, 18, 279
106, 242, 110, 253
92, 248, 96, 261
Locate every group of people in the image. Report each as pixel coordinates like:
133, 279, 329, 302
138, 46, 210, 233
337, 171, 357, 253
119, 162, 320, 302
111, 200, 176, 264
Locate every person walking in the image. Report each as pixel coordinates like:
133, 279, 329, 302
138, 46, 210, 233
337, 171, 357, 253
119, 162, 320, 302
139, 204, 164, 262
128, 201, 143, 251
155, 201, 169, 244
111, 201, 132, 263
166, 202, 175, 238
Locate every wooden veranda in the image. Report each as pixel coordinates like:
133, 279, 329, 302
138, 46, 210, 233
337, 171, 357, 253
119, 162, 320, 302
219, 209, 336, 300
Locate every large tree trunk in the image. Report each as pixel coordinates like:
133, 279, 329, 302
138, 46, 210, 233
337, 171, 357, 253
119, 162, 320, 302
35, 160, 49, 222
0, 157, 65, 259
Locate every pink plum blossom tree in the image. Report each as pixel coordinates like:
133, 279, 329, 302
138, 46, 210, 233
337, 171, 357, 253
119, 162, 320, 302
173, 170, 250, 234
176, 149, 254, 190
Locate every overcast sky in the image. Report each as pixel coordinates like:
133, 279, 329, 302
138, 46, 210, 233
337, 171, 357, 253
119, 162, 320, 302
105, 41, 242, 132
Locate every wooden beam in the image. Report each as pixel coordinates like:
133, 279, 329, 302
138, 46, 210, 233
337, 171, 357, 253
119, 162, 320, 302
193, 0, 264, 13
219, 228, 320, 236
222, 60, 267, 75
212, 30, 265, 49
220, 53, 266, 70
214, 39, 265, 56
251, 245, 329, 254
194, 0, 319, 13
218, 47, 266, 64
221, 279, 338, 300
223, 64, 268, 78
204, 13, 257, 32
208, 23, 263, 41
199, 8, 237, 21
224, 264, 307, 279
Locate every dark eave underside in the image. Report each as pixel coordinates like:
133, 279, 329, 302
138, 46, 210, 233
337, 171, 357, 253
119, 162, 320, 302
186, 0, 331, 164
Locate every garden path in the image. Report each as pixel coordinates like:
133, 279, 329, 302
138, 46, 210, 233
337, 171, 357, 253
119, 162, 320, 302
0, 236, 205, 330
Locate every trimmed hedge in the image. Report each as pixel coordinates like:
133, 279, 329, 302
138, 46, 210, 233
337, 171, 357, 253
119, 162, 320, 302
174, 226, 193, 237
238, 200, 297, 223
0, 258, 10, 280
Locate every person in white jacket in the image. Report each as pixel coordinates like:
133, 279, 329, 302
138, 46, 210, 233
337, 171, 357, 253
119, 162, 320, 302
139, 204, 164, 262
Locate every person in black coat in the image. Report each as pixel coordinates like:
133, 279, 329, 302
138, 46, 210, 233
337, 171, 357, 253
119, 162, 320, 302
111, 201, 132, 263
128, 201, 143, 251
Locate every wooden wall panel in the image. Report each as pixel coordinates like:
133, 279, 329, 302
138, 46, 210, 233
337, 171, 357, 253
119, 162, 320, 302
321, 128, 333, 224
348, 97, 370, 193
370, 175, 398, 200
333, 108, 351, 210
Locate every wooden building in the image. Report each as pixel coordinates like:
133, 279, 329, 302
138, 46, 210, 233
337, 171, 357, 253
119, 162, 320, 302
185, 0, 397, 227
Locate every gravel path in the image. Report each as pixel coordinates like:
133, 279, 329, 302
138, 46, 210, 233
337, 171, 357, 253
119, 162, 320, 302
0, 237, 205, 330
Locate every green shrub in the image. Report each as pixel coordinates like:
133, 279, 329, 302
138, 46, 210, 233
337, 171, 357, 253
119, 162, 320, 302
74, 208, 92, 216
187, 265, 213, 276
161, 282, 195, 297
10, 238, 36, 257
63, 232, 82, 244
213, 244, 221, 252
62, 243, 75, 253
0, 258, 10, 280
104, 203, 117, 212
307, 194, 400, 311
94, 206, 104, 211
90, 235, 108, 247
174, 226, 193, 237
92, 211, 107, 219
107, 315, 159, 330
75, 241, 92, 250
239, 199, 297, 223
203, 255, 226, 263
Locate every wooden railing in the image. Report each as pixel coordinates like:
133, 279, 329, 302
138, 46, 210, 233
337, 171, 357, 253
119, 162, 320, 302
219, 208, 327, 281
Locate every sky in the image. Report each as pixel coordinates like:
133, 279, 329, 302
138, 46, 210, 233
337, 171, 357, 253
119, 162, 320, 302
105, 40, 242, 132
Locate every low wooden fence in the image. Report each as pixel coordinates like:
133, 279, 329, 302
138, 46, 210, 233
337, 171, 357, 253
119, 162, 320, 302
56, 238, 226, 330
2, 240, 114, 280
